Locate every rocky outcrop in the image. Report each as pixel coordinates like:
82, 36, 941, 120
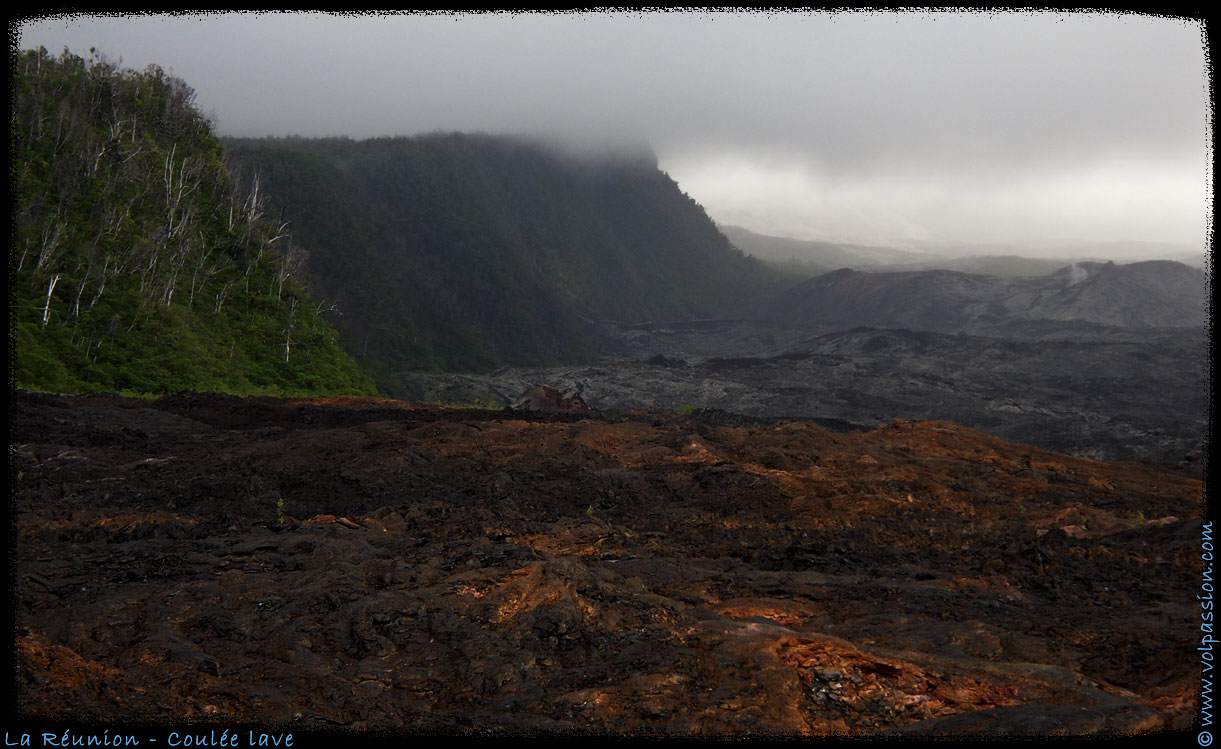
512, 385, 589, 412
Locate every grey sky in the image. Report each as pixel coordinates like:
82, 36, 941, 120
15, 10, 1211, 255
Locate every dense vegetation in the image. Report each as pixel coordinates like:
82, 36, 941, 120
12, 47, 377, 396
224, 135, 786, 393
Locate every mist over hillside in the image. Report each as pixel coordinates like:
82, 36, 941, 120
224, 134, 788, 391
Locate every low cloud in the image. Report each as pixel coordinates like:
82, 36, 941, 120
18, 10, 1210, 251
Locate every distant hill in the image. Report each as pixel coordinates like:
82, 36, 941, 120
753, 260, 1207, 332
1009, 260, 1209, 328
225, 135, 787, 391
719, 225, 1146, 279
12, 48, 377, 396
903, 238, 1207, 267
885, 254, 1092, 278
719, 224, 927, 272
1162, 251, 1208, 270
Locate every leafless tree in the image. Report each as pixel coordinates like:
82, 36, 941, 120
276, 243, 307, 300
42, 274, 61, 326
283, 296, 299, 362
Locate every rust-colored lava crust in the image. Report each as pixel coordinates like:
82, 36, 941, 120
9, 391, 1205, 736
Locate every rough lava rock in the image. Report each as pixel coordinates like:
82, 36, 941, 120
9, 391, 1205, 737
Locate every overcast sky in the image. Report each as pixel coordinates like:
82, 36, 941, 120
15, 10, 1211, 256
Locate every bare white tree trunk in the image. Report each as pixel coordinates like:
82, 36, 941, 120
72, 262, 90, 317
34, 219, 64, 272
188, 241, 215, 308
42, 274, 60, 325
275, 244, 306, 300
213, 280, 235, 313
282, 296, 298, 363
87, 255, 110, 312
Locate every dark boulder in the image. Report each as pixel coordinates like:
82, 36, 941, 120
511, 385, 588, 412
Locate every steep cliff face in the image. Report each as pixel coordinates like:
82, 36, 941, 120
224, 134, 786, 391
12, 47, 376, 396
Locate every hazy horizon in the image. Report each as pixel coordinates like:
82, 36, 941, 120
16, 10, 1212, 258
716, 222, 1209, 264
